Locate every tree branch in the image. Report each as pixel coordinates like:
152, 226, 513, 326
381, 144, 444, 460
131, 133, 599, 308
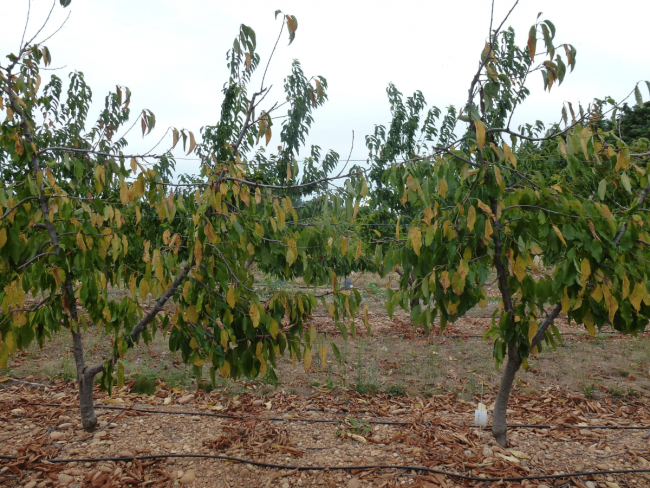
530, 302, 563, 349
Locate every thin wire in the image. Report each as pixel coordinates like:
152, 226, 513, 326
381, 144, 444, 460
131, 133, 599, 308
3, 401, 648, 430
0, 453, 648, 483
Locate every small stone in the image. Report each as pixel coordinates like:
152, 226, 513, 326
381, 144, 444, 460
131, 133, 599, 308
58, 473, 74, 486
190, 415, 201, 421
585, 482, 596, 488
537, 485, 550, 488
118, 450, 134, 458
347, 478, 362, 488
596, 463, 610, 471
58, 423, 73, 429
482, 446, 493, 457
50, 431, 65, 440
24, 482, 37, 488
179, 469, 195, 485
177, 394, 194, 405
282, 483, 290, 488
463, 449, 473, 457
252, 400, 263, 407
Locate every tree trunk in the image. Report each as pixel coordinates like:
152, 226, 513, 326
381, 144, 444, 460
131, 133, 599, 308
66, 275, 100, 431
489, 197, 517, 447
492, 340, 521, 447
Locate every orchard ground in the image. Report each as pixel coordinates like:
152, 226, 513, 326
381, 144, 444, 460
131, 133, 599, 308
2, 273, 650, 488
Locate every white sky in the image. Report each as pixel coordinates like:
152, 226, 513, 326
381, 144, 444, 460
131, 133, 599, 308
3, 0, 649, 176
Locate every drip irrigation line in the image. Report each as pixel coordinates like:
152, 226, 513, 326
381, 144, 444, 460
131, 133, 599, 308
0, 453, 648, 483
4, 401, 649, 431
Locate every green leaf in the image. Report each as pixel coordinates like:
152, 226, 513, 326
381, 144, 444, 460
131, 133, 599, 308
635, 86, 643, 108
60, 0, 72, 6
598, 179, 607, 200
621, 173, 632, 194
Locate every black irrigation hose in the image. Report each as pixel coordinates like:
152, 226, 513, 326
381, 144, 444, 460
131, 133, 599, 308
4, 401, 650, 430
0, 453, 649, 483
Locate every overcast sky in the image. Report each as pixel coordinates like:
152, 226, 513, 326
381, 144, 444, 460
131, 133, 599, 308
3, 0, 649, 176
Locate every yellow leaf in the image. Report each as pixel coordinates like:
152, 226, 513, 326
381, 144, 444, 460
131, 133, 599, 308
227, 285, 235, 308
220, 360, 231, 378
205, 222, 217, 243
194, 240, 203, 266
117, 361, 125, 388
247, 242, 255, 255
477, 199, 495, 220
347, 433, 367, 444
139, 279, 149, 301
451, 259, 469, 295
255, 188, 262, 204
286, 238, 297, 267
250, 303, 260, 328
341, 236, 348, 255
530, 243, 543, 255
475, 120, 486, 149
186, 305, 199, 324
484, 219, 493, 244
494, 165, 503, 189
560, 287, 571, 314
256, 342, 266, 378
528, 319, 538, 344
239, 185, 250, 206
220, 329, 228, 350
254, 222, 264, 237
409, 226, 422, 256
396, 216, 401, 239
591, 284, 603, 303
602, 285, 618, 324
304, 347, 312, 372
286, 160, 292, 183
0, 228, 6, 248
513, 254, 527, 282
583, 310, 595, 337
553, 225, 567, 246
508, 450, 531, 460
328, 302, 336, 319
135, 206, 141, 225
183, 280, 191, 301
319, 344, 328, 372
120, 182, 129, 205
439, 271, 450, 293
269, 319, 279, 339
495, 453, 519, 463
467, 205, 476, 231
439, 178, 448, 198
355, 241, 362, 260
76, 232, 87, 251
615, 152, 628, 172
630, 281, 646, 312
